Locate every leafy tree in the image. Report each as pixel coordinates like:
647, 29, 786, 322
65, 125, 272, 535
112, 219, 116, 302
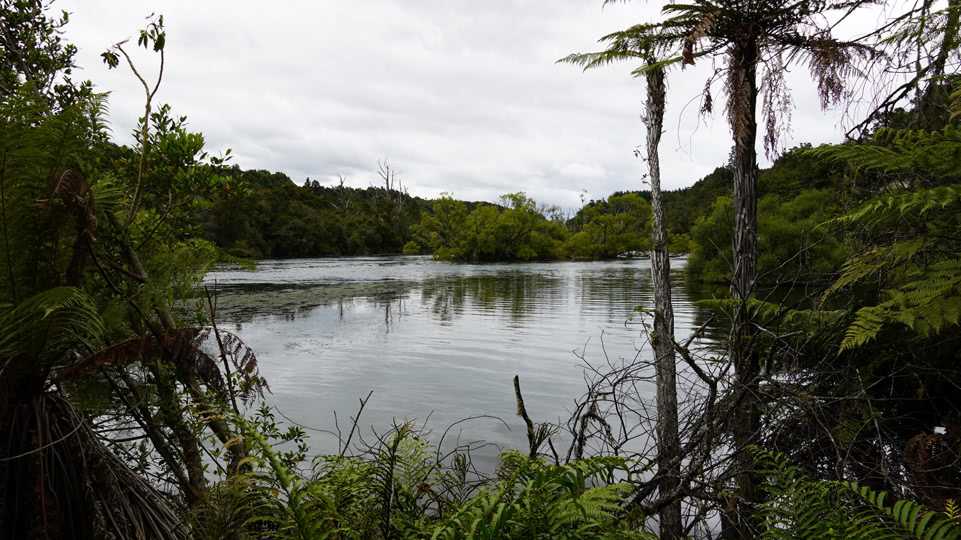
408, 192, 569, 262
0, 0, 92, 107
687, 190, 848, 285
567, 193, 652, 259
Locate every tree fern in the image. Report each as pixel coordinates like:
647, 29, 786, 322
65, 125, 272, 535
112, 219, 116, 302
697, 297, 846, 338
0, 286, 104, 371
827, 184, 961, 229
0, 84, 103, 304
809, 125, 961, 177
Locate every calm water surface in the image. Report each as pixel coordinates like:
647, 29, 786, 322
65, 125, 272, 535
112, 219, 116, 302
204, 255, 711, 465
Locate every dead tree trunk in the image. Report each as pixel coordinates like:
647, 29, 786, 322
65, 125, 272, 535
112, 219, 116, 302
644, 60, 682, 540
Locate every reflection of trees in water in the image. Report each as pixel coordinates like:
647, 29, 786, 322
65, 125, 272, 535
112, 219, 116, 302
418, 272, 564, 323
575, 267, 656, 321
211, 282, 415, 325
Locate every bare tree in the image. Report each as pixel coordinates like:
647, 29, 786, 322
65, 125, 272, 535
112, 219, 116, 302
560, 30, 683, 538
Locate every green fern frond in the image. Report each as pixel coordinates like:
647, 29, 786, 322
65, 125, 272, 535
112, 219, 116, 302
697, 297, 845, 334
946, 499, 960, 520
0, 286, 104, 366
823, 237, 932, 302
755, 449, 961, 540
843, 482, 961, 540
840, 257, 961, 350
828, 184, 961, 229
808, 127, 961, 177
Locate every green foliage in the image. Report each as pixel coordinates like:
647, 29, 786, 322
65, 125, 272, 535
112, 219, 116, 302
217, 412, 649, 540
813, 103, 961, 350
0, 84, 103, 301
431, 451, 649, 540
638, 166, 734, 237
408, 192, 570, 262
203, 173, 433, 258
687, 189, 848, 284
0, 0, 92, 107
566, 193, 652, 259
696, 297, 845, 333
755, 449, 961, 539
0, 286, 104, 366
839, 257, 961, 350
809, 125, 961, 178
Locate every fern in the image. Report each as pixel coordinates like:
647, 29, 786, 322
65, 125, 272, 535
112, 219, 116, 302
946, 500, 960, 520
845, 482, 961, 540
0, 286, 105, 368
840, 257, 961, 350
828, 184, 961, 229
224, 410, 654, 539
432, 451, 649, 540
756, 449, 961, 539
809, 126, 961, 177
0, 85, 105, 305
810, 86, 961, 352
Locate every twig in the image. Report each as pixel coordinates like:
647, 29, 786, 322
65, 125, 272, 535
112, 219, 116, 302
513, 375, 538, 457
340, 390, 373, 457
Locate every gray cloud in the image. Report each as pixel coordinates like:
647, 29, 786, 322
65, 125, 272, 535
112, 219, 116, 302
60, 0, 862, 209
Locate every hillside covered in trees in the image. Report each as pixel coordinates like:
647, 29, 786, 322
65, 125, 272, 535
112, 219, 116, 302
2, 0, 961, 539
201, 146, 845, 267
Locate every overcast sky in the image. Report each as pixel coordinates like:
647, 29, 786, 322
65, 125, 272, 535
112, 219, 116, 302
57, 1, 883, 209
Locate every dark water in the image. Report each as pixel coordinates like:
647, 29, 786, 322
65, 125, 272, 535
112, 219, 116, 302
204, 255, 712, 466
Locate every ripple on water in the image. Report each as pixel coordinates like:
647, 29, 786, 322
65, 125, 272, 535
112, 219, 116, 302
206, 255, 714, 461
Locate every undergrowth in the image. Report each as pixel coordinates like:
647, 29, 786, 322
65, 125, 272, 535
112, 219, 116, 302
187, 405, 654, 540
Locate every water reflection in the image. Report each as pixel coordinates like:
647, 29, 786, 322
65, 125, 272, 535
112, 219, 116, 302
203, 256, 715, 461
420, 272, 565, 323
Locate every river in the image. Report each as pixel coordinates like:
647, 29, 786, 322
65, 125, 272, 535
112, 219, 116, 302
203, 255, 712, 468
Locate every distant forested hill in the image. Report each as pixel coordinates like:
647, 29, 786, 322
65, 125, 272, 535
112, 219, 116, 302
203, 145, 846, 265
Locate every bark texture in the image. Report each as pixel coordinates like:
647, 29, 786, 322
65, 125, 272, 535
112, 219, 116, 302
645, 62, 682, 540
726, 37, 761, 540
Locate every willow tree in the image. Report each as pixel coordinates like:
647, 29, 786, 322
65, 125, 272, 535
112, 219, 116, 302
560, 26, 683, 540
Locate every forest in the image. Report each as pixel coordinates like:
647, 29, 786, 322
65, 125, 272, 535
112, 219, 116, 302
1, 0, 961, 539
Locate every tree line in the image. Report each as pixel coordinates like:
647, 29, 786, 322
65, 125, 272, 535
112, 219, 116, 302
2, 0, 960, 539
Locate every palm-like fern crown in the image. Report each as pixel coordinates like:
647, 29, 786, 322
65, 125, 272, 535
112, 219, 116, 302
587, 0, 874, 157
0, 85, 108, 383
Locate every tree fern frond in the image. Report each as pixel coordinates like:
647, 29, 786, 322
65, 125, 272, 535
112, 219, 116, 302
0, 286, 104, 365
697, 297, 846, 334
843, 481, 961, 539
755, 449, 961, 539
828, 184, 961, 229
808, 126, 961, 177
840, 257, 961, 350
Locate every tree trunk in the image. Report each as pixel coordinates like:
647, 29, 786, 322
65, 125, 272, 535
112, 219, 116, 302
726, 38, 761, 540
645, 62, 682, 540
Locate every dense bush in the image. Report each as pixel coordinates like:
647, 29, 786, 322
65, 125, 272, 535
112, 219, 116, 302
686, 189, 848, 284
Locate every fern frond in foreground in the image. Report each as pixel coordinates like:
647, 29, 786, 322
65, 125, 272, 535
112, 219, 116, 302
756, 449, 961, 539
209, 412, 652, 539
